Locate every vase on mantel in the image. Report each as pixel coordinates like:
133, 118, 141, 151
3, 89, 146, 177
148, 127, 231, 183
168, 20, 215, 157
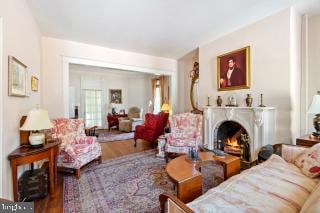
245, 94, 253, 107
216, 96, 222, 107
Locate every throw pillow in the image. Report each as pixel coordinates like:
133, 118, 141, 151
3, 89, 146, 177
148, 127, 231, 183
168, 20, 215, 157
295, 143, 320, 178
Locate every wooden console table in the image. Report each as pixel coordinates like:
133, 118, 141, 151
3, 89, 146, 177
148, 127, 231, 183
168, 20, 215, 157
107, 113, 128, 130
8, 141, 60, 201
296, 134, 320, 147
166, 152, 240, 203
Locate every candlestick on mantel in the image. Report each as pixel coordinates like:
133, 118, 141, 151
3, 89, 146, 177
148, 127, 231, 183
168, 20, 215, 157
207, 96, 211, 106
258, 94, 266, 107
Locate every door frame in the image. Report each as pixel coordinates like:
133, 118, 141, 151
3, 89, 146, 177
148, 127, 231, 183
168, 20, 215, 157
0, 17, 4, 196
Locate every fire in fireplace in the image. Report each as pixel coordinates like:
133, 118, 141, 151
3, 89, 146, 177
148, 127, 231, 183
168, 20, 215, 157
214, 121, 250, 162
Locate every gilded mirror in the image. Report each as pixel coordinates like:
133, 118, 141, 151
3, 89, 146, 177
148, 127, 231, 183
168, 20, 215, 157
190, 62, 202, 114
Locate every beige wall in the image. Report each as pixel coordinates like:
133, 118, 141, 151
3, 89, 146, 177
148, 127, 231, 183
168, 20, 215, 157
0, 0, 41, 199
197, 9, 298, 144
301, 14, 320, 134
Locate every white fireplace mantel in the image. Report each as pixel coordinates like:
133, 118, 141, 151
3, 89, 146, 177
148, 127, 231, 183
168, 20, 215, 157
203, 106, 276, 161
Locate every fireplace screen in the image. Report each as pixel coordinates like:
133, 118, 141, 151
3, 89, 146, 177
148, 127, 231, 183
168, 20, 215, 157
214, 121, 250, 162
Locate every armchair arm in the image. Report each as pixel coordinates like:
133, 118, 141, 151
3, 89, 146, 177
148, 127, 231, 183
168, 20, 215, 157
276, 144, 307, 163
159, 193, 194, 213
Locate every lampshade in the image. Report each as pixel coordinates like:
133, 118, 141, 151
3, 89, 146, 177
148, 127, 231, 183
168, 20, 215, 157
161, 103, 170, 112
308, 92, 320, 114
20, 108, 53, 131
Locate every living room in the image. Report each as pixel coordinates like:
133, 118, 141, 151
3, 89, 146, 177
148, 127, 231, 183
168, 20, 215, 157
1, 0, 320, 213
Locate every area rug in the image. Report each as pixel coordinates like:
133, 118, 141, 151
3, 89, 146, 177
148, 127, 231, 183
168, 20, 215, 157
96, 131, 134, 143
63, 150, 175, 213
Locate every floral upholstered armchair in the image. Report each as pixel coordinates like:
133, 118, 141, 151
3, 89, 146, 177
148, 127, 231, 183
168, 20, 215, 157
165, 113, 203, 162
46, 118, 102, 179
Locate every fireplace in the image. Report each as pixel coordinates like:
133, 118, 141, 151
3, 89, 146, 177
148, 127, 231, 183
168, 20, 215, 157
214, 121, 250, 162
203, 106, 276, 162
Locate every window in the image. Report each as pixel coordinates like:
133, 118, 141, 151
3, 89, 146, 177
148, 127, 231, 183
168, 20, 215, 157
154, 79, 161, 113
84, 89, 102, 127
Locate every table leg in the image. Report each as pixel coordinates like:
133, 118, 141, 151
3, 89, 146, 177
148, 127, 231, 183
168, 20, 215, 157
49, 150, 55, 197
10, 160, 18, 202
54, 148, 58, 184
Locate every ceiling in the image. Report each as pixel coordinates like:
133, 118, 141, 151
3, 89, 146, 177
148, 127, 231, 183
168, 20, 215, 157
27, 0, 320, 59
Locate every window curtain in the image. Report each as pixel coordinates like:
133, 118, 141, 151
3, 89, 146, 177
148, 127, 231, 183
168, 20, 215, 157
159, 75, 170, 105
151, 78, 157, 112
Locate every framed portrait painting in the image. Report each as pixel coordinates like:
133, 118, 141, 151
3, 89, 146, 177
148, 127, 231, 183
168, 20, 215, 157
31, 76, 39, 91
8, 56, 27, 96
217, 46, 250, 91
109, 89, 122, 104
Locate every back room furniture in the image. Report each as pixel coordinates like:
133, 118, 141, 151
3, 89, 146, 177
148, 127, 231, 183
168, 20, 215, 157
107, 113, 128, 131
119, 106, 144, 132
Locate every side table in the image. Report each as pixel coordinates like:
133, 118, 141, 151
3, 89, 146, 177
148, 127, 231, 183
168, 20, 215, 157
166, 152, 240, 203
8, 141, 60, 201
156, 135, 166, 158
296, 134, 320, 147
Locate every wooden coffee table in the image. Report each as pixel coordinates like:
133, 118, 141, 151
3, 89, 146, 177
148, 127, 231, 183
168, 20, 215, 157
166, 152, 240, 203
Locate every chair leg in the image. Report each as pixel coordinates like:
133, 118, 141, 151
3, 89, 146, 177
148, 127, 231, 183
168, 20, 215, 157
134, 139, 137, 147
75, 168, 81, 179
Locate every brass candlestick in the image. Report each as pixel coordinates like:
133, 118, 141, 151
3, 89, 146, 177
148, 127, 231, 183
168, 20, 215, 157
207, 96, 211, 106
258, 94, 266, 107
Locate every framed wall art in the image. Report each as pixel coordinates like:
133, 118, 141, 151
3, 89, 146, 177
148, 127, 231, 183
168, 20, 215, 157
31, 76, 39, 91
109, 89, 122, 104
8, 56, 27, 96
217, 46, 250, 91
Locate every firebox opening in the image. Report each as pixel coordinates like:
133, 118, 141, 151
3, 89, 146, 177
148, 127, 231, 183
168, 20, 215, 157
214, 121, 250, 162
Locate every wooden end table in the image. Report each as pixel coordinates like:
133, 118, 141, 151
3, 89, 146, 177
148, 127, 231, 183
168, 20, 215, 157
166, 152, 240, 203
296, 134, 320, 147
8, 141, 60, 201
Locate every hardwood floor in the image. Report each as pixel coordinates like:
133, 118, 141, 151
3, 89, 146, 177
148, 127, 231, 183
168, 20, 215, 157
34, 138, 153, 213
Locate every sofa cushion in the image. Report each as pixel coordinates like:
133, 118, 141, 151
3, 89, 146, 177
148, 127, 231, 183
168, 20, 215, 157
300, 182, 320, 213
188, 154, 319, 213
295, 143, 320, 178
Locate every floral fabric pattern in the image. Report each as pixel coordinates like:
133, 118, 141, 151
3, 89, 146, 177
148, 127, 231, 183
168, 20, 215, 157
165, 113, 202, 153
295, 143, 320, 178
188, 154, 320, 213
47, 118, 102, 169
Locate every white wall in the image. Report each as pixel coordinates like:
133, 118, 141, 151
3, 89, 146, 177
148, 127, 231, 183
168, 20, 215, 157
69, 65, 155, 128
0, 0, 41, 199
198, 9, 296, 144
301, 14, 320, 134
41, 37, 177, 118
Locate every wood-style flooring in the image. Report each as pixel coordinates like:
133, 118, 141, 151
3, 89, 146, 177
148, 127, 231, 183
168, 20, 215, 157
34, 137, 153, 213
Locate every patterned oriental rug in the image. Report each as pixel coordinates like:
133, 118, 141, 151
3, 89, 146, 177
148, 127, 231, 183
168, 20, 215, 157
63, 150, 175, 213
96, 131, 134, 143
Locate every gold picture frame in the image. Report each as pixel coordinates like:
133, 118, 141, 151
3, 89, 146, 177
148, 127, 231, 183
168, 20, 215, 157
31, 76, 39, 91
217, 46, 250, 91
8, 56, 27, 97
109, 89, 122, 104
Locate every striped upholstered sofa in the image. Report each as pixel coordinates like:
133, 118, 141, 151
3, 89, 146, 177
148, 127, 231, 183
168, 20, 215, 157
160, 144, 320, 213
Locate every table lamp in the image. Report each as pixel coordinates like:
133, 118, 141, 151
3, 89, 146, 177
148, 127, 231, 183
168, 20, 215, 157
161, 103, 170, 113
20, 108, 53, 147
308, 91, 320, 137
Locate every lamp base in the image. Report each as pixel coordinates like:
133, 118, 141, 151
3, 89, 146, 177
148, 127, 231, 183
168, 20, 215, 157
313, 114, 320, 138
29, 132, 45, 147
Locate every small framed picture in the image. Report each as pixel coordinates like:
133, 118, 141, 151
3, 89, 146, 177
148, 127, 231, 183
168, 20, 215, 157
109, 89, 122, 104
217, 46, 250, 91
31, 76, 39, 91
8, 56, 27, 97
